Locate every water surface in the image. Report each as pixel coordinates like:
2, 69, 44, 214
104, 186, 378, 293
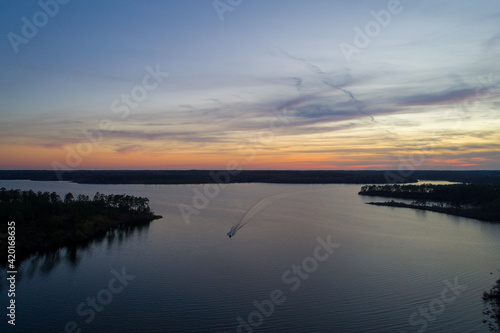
1, 180, 499, 332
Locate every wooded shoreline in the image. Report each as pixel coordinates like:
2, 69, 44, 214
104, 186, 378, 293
366, 201, 499, 222
0, 188, 162, 265
1, 170, 500, 184
359, 183, 500, 222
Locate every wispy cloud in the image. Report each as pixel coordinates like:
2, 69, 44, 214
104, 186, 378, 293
115, 145, 143, 154
397, 88, 478, 106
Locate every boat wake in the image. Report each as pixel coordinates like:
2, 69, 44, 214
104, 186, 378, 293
227, 192, 299, 238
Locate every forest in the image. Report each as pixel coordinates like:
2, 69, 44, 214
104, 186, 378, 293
1, 170, 500, 184
0, 188, 161, 264
359, 183, 500, 222
483, 277, 500, 332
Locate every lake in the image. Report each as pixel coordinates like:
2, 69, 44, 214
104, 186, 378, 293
1, 180, 499, 332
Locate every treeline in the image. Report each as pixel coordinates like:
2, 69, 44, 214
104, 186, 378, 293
0, 188, 161, 263
0, 170, 397, 184
483, 277, 500, 332
360, 184, 500, 222
359, 184, 500, 205
2, 170, 500, 184
0, 188, 153, 223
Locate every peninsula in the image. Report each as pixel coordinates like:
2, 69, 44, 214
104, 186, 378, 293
0, 188, 162, 264
359, 183, 500, 222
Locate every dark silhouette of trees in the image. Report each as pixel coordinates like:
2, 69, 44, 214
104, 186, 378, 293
64, 192, 74, 204
360, 184, 500, 222
483, 277, 500, 332
0, 188, 160, 264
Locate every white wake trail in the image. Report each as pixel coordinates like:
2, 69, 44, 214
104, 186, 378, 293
227, 191, 315, 238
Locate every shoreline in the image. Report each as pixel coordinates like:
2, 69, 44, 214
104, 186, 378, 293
366, 201, 499, 223
1, 170, 500, 185
0, 188, 163, 266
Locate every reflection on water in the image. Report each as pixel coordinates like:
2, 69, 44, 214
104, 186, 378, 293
0, 221, 151, 293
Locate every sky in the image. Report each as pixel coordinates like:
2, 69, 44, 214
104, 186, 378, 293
0, 0, 499, 170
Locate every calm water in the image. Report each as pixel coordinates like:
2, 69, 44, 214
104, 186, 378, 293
1, 180, 499, 333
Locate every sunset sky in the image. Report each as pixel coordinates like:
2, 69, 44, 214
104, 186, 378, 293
1, 0, 499, 170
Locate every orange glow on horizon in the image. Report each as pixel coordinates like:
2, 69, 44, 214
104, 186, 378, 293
0, 143, 498, 170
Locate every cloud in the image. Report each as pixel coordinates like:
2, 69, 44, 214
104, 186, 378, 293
293, 104, 353, 120
279, 123, 360, 136
272, 49, 377, 123
397, 88, 478, 106
115, 145, 143, 154
100, 129, 197, 140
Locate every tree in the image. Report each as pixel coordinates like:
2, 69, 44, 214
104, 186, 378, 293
64, 192, 74, 204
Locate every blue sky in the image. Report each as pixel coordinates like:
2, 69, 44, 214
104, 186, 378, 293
0, 0, 499, 169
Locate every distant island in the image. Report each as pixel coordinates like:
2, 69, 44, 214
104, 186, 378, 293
1, 170, 500, 184
0, 188, 162, 265
359, 183, 500, 222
